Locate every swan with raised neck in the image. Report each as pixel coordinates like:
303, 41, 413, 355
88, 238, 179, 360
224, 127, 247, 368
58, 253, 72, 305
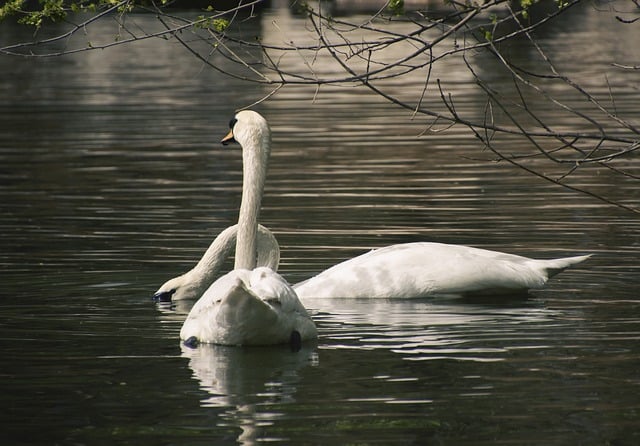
179, 110, 317, 347
159, 110, 590, 312
222, 111, 271, 271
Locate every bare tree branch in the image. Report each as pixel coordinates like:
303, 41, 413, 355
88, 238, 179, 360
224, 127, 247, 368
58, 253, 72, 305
2, 0, 638, 213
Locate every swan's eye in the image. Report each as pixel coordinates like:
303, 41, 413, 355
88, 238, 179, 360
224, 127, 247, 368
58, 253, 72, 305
229, 118, 237, 129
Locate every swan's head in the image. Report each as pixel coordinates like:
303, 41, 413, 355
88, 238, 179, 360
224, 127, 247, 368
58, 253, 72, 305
221, 110, 271, 151
153, 274, 202, 302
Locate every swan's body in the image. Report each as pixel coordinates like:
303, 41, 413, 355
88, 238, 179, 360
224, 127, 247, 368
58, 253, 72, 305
180, 267, 316, 345
153, 224, 280, 301
179, 110, 316, 346
158, 234, 589, 300
293, 242, 590, 298
157, 110, 590, 304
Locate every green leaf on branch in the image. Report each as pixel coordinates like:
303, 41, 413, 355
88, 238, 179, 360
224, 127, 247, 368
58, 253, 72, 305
195, 15, 229, 33
0, 0, 26, 22
519, 0, 536, 19
18, 0, 67, 29
388, 0, 405, 16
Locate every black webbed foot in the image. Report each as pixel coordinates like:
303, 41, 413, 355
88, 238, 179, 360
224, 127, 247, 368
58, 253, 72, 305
184, 336, 199, 349
289, 330, 302, 352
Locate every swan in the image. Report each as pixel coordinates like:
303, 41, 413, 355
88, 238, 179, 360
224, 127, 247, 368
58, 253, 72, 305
178, 110, 317, 347
292, 243, 590, 298
157, 234, 589, 300
156, 110, 590, 301
152, 223, 280, 302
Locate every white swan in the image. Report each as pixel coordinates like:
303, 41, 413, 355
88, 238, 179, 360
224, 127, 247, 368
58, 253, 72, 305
153, 223, 280, 301
157, 110, 590, 302
159, 233, 589, 300
179, 110, 317, 347
292, 243, 590, 298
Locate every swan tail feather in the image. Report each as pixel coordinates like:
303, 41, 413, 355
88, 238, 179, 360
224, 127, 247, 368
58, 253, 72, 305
544, 254, 592, 278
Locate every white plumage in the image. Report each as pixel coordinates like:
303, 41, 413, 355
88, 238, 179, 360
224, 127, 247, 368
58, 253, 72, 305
153, 223, 279, 302
177, 110, 316, 346
156, 110, 590, 346
293, 242, 590, 298
180, 267, 317, 346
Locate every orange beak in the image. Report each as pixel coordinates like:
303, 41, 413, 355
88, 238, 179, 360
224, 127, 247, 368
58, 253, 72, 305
221, 129, 235, 145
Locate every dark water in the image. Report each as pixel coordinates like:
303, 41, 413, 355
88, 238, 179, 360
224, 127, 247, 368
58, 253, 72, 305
1, 3, 640, 445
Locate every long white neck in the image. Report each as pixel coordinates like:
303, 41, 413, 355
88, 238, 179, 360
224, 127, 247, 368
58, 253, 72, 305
154, 224, 280, 301
191, 225, 238, 283
190, 224, 279, 285
234, 124, 271, 270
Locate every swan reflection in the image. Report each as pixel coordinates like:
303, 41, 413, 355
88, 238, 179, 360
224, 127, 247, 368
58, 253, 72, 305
303, 296, 562, 362
165, 293, 561, 364
181, 343, 317, 443
172, 293, 565, 443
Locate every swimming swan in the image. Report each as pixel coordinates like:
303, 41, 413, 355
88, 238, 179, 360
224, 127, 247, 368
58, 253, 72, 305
152, 223, 279, 301
159, 232, 589, 300
292, 242, 590, 298
157, 111, 590, 301
179, 110, 317, 347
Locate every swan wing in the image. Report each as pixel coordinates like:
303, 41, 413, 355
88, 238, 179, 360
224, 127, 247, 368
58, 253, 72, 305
249, 267, 310, 314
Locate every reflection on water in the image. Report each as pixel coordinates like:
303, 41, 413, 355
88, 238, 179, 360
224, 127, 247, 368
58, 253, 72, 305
182, 344, 317, 443
1, 2, 640, 445
305, 297, 559, 362
161, 289, 640, 444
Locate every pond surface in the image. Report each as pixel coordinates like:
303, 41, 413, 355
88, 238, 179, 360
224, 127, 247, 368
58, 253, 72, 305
1, 3, 640, 445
